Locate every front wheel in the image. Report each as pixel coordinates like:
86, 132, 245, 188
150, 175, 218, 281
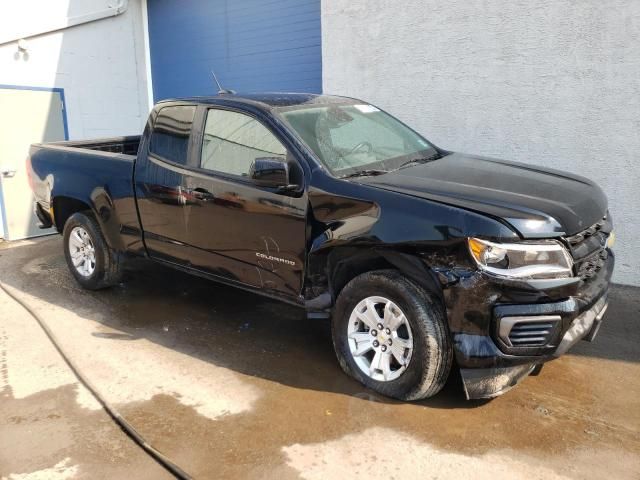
63, 212, 122, 290
332, 270, 452, 401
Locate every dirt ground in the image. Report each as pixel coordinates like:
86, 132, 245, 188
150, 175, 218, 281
1, 236, 639, 480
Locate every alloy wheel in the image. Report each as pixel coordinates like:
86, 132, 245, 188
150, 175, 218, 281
347, 296, 414, 382
68, 226, 96, 277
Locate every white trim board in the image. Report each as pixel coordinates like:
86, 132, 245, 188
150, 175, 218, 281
141, 0, 154, 109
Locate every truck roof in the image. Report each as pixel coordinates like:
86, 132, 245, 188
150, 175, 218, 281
156, 92, 358, 110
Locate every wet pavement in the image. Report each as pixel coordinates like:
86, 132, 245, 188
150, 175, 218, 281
1, 236, 639, 479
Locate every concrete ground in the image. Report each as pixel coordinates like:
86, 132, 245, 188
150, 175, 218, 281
0, 236, 639, 480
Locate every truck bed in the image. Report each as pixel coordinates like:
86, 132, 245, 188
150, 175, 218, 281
33, 135, 141, 156
28, 135, 143, 253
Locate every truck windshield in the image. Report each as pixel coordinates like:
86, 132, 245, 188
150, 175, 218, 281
279, 103, 438, 178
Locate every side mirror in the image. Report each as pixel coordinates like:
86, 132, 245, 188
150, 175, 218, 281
249, 157, 293, 189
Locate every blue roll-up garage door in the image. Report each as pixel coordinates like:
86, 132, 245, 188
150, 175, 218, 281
147, 0, 322, 101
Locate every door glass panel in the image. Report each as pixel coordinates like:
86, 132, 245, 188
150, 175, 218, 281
149, 105, 195, 165
200, 109, 286, 176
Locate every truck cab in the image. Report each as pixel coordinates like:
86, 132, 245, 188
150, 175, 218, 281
135, 99, 308, 301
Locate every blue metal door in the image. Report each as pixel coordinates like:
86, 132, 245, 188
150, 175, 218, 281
147, 0, 322, 101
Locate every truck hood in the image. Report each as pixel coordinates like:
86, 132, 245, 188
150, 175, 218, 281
359, 152, 607, 237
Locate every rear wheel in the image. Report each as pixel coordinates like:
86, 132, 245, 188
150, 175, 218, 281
332, 270, 452, 400
63, 212, 122, 290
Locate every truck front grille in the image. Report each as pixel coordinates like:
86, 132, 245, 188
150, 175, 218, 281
575, 249, 608, 280
565, 214, 611, 281
565, 215, 607, 247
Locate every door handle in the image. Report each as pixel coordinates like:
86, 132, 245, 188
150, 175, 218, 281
1, 169, 16, 178
191, 187, 215, 202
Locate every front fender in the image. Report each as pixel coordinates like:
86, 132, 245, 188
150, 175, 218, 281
304, 173, 518, 312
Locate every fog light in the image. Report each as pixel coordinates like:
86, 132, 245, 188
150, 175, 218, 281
499, 315, 561, 347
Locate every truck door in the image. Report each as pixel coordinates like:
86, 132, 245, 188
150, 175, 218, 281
135, 105, 197, 265
183, 106, 307, 298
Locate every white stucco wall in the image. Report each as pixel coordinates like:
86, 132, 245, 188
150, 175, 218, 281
322, 0, 640, 286
0, 0, 150, 139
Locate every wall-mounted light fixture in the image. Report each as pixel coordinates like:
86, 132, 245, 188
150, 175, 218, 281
14, 38, 29, 61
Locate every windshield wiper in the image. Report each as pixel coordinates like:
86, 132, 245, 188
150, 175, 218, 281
341, 169, 388, 179
397, 153, 442, 170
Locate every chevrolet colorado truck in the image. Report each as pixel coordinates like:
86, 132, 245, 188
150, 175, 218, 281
28, 93, 614, 400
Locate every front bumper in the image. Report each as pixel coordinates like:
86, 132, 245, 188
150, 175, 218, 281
445, 251, 614, 399
554, 295, 608, 356
460, 296, 608, 399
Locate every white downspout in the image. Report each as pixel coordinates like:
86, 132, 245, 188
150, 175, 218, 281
0, 0, 129, 46
141, 0, 155, 110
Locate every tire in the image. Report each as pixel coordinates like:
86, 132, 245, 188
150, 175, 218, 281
332, 269, 452, 401
63, 211, 123, 290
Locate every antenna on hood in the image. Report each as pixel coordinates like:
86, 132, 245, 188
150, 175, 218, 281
211, 70, 236, 95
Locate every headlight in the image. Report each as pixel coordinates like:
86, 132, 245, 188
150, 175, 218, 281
468, 237, 573, 279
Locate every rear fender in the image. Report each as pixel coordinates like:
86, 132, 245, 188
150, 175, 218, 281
52, 187, 126, 252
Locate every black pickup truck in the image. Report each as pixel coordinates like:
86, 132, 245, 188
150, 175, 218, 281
28, 93, 614, 400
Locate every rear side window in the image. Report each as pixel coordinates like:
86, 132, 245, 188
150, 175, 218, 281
200, 108, 287, 177
149, 105, 196, 165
